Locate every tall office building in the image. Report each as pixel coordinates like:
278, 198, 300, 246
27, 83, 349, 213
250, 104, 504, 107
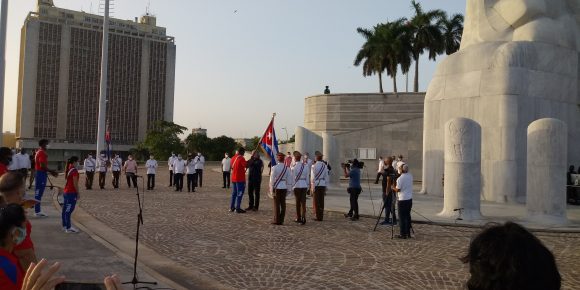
16, 0, 175, 160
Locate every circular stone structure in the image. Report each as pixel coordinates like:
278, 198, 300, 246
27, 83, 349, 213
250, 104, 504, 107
526, 118, 568, 224
439, 117, 482, 220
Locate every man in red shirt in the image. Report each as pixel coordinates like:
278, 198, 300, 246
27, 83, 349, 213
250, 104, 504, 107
229, 147, 247, 213
34, 139, 58, 217
0, 147, 13, 177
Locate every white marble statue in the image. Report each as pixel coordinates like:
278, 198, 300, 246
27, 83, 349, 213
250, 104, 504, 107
422, 0, 580, 203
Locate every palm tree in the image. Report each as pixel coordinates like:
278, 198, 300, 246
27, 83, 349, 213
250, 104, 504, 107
441, 13, 464, 55
408, 0, 445, 92
376, 20, 412, 94
354, 26, 386, 93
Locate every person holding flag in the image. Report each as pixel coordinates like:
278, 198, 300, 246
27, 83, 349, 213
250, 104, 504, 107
258, 114, 280, 169
229, 147, 247, 213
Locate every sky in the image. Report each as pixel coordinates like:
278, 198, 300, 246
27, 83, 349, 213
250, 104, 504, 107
2, 0, 465, 139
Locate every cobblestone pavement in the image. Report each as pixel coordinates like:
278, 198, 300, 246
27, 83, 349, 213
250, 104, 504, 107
55, 166, 580, 289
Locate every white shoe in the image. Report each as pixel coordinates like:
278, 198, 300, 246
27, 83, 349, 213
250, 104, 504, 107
64, 227, 79, 234
34, 212, 48, 218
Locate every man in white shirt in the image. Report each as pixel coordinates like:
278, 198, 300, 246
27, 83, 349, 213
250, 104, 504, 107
146, 155, 158, 190
97, 153, 108, 189
168, 153, 176, 187
16, 149, 31, 186
173, 154, 186, 192
110, 153, 122, 189
8, 149, 20, 171
291, 151, 309, 225
83, 153, 96, 190
392, 163, 413, 239
194, 152, 205, 187
221, 153, 231, 189
375, 156, 384, 184
310, 151, 329, 221
270, 152, 291, 225
186, 154, 198, 192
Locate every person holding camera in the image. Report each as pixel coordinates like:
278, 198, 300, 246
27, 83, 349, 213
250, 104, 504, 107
343, 159, 362, 221
380, 156, 397, 225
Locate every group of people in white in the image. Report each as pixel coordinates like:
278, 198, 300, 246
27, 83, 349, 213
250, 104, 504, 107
167, 153, 205, 192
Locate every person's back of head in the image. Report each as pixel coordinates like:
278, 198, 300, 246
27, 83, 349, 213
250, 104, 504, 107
0, 172, 25, 206
0, 204, 26, 248
462, 222, 561, 290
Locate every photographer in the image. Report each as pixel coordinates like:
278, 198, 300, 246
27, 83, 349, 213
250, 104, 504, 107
343, 159, 362, 221
380, 156, 397, 225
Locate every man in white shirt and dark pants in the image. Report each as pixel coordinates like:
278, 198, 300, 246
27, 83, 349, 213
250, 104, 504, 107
375, 156, 384, 184
221, 153, 231, 189
173, 154, 186, 192
195, 153, 205, 187
186, 154, 198, 192
83, 153, 96, 189
392, 163, 413, 239
168, 153, 176, 187
15, 149, 31, 186
270, 152, 291, 225
97, 153, 108, 189
146, 155, 158, 190
111, 154, 122, 188
310, 151, 329, 221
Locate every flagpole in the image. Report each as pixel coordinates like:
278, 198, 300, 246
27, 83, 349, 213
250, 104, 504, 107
96, 0, 110, 156
254, 113, 276, 153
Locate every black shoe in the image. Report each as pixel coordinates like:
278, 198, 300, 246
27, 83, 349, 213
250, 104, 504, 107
300, 217, 306, 225
350, 216, 359, 221
344, 213, 352, 218
294, 218, 301, 223
229, 208, 235, 212
395, 235, 407, 239
245, 207, 254, 211
253, 207, 258, 211
235, 209, 246, 213
222, 186, 226, 188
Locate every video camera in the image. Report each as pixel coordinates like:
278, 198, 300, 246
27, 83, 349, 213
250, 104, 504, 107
341, 159, 364, 169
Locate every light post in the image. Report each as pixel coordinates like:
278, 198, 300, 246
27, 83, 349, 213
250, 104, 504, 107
0, 0, 8, 145
96, 0, 110, 156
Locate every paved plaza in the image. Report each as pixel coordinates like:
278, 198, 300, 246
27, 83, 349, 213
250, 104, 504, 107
44, 165, 580, 290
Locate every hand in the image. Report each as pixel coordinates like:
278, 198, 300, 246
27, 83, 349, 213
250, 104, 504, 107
21, 259, 66, 290
104, 274, 126, 290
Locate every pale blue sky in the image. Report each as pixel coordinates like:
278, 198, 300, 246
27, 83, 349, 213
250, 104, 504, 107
2, 0, 465, 138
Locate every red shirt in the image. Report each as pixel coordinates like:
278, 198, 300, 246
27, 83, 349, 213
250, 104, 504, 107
0, 163, 7, 177
0, 248, 24, 290
34, 148, 47, 171
13, 220, 33, 252
64, 166, 79, 194
230, 154, 247, 183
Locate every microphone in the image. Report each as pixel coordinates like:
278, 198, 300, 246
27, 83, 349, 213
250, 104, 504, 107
453, 208, 464, 211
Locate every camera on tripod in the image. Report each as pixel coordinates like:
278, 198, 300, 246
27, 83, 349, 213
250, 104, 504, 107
341, 159, 364, 169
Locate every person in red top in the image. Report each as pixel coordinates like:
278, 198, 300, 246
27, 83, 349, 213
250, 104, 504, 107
229, 147, 248, 213
34, 139, 58, 217
0, 147, 13, 177
62, 157, 80, 234
0, 172, 38, 273
0, 204, 27, 290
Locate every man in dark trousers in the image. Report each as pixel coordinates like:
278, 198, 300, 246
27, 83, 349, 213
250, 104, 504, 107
380, 156, 397, 225
246, 150, 264, 211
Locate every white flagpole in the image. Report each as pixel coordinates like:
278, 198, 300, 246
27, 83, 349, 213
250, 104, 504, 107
0, 0, 8, 145
96, 0, 110, 155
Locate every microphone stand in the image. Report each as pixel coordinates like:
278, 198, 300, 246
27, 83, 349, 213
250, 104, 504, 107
123, 174, 158, 289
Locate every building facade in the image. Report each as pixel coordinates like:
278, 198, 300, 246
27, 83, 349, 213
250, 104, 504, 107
16, 0, 175, 164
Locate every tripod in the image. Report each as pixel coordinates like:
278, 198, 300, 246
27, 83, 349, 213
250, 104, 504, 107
123, 176, 158, 290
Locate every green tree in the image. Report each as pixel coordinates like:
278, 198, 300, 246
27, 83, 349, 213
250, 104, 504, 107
248, 136, 260, 150
376, 20, 413, 94
129, 142, 150, 161
354, 25, 387, 93
208, 136, 238, 160
441, 13, 464, 55
408, 0, 446, 92
184, 133, 211, 155
142, 121, 187, 160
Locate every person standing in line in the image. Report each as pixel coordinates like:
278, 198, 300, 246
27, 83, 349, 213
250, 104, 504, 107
230, 147, 247, 213
15, 150, 31, 187
269, 152, 290, 225
343, 159, 362, 221
83, 153, 96, 190
284, 152, 292, 167
172, 154, 185, 192
145, 155, 158, 190
380, 157, 398, 225
221, 153, 231, 189
310, 151, 328, 221
246, 150, 264, 211
391, 155, 398, 169
374, 156, 384, 184
123, 155, 138, 188
62, 156, 80, 234
167, 153, 176, 187
291, 151, 308, 225
185, 154, 197, 192
194, 152, 205, 187
302, 152, 313, 196
96, 153, 108, 190
7, 149, 19, 172
28, 150, 36, 189
110, 153, 122, 189
34, 139, 58, 217
392, 163, 413, 239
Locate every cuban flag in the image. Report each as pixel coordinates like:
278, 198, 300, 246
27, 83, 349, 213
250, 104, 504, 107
259, 116, 280, 166
105, 121, 112, 160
